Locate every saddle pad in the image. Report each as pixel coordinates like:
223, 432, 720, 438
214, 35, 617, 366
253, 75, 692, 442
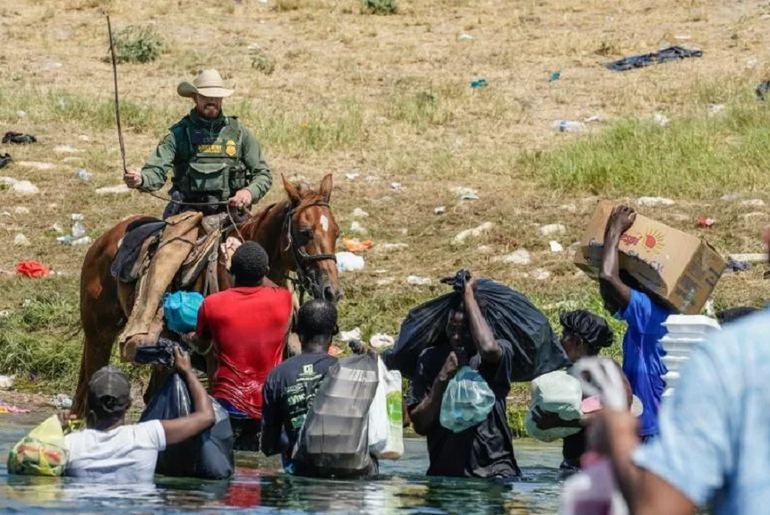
111, 218, 165, 283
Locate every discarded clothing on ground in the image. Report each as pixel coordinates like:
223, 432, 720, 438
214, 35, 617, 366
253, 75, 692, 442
757, 81, 770, 101
292, 353, 379, 478
725, 257, 750, 273
2, 132, 37, 145
0, 153, 11, 169
391, 275, 570, 380
140, 372, 234, 479
605, 46, 703, 72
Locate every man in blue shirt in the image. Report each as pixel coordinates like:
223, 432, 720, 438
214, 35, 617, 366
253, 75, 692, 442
599, 205, 673, 439
589, 310, 770, 514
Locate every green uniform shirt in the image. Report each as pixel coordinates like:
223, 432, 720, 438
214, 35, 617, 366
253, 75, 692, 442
139, 109, 272, 202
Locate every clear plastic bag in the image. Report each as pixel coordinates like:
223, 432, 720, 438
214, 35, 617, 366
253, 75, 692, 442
368, 357, 404, 459
440, 366, 496, 433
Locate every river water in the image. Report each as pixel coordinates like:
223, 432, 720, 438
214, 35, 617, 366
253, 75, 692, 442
0, 418, 565, 514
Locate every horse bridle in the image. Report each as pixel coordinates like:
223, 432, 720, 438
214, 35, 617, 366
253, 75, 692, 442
282, 200, 337, 300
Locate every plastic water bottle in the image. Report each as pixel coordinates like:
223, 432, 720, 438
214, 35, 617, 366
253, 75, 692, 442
71, 214, 86, 238
553, 120, 585, 133
76, 168, 93, 181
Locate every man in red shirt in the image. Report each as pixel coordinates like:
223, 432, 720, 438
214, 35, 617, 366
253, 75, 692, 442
193, 241, 293, 451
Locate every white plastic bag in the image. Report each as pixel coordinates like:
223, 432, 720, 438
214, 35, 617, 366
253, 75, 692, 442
525, 370, 583, 442
439, 366, 495, 433
368, 357, 404, 459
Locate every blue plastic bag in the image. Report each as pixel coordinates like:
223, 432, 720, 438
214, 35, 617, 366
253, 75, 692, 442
163, 292, 204, 334
440, 366, 495, 433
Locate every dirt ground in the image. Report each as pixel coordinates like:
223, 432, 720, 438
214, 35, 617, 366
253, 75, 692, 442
1, 0, 770, 399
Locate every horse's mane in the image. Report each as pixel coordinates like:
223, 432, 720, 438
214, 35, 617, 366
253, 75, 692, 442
239, 190, 327, 240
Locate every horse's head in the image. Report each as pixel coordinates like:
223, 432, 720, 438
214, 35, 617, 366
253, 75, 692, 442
282, 173, 343, 303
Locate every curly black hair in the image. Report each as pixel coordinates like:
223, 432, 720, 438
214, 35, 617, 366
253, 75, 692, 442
297, 299, 338, 342
230, 241, 269, 286
560, 310, 614, 354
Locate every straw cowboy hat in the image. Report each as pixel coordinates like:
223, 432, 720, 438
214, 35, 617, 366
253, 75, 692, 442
177, 69, 233, 98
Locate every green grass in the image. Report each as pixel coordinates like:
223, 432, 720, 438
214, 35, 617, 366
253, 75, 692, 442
523, 100, 770, 198
362, 0, 398, 15
113, 25, 165, 64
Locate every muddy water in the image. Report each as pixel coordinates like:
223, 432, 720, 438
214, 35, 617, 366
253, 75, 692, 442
0, 419, 566, 514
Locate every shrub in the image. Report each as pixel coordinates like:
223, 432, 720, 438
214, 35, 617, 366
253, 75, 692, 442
251, 50, 276, 75
113, 25, 164, 64
362, 0, 398, 15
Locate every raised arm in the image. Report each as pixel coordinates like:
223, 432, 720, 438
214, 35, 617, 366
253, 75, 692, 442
464, 279, 502, 363
409, 352, 458, 436
160, 347, 216, 445
599, 206, 635, 314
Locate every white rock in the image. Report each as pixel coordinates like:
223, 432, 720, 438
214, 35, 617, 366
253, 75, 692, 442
95, 184, 131, 194
54, 145, 81, 154
458, 33, 475, 41
375, 243, 409, 253
721, 193, 740, 202
477, 245, 494, 254
14, 233, 30, 246
16, 110, 26, 118
391, 182, 403, 191
559, 204, 578, 213
370, 333, 395, 349
13, 206, 30, 215
0, 176, 18, 185
452, 222, 493, 244
43, 62, 62, 70
336, 252, 364, 273
376, 277, 395, 286
352, 208, 369, 218
636, 196, 674, 207
539, 224, 566, 237
12, 181, 39, 195
407, 275, 432, 286
345, 173, 360, 181
741, 199, 765, 208
530, 268, 551, 280
349, 221, 367, 234
549, 240, 564, 253
340, 327, 362, 342
497, 249, 531, 265
18, 161, 55, 171
653, 113, 670, 126
746, 57, 759, 69
78, 135, 90, 142
434, 206, 446, 215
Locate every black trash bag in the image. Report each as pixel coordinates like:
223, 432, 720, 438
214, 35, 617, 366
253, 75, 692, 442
391, 277, 570, 381
291, 353, 379, 478
139, 373, 234, 479
134, 338, 176, 367
605, 46, 702, 72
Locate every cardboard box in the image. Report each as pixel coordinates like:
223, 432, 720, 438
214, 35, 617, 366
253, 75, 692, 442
574, 201, 725, 314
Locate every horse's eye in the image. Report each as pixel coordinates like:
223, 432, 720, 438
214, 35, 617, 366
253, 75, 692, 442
298, 228, 313, 242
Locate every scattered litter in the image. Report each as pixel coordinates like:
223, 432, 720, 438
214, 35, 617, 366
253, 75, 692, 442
450, 186, 479, 201
43, 62, 63, 71
530, 268, 551, 281
78, 135, 90, 142
370, 333, 395, 350
727, 253, 766, 263
540, 224, 566, 237
342, 237, 373, 253
709, 104, 726, 116
0, 153, 12, 169
725, 258, 750, 273
636, 196, 674, 207
95, 184, 131, 194
51, 223, 64, 234
756, 81, 770, 101
375, 243, 408, 253
477, 245, 494, 254
18, 161, 54, 171
0, 311, 7, 318
407, 275, 432, 286
584, 114, 602, 124
746, 57, 758, 69
2, 132, 37, 145
349, 221, 367, 234
0, 376, 15, 390
15, 261, 49, 278
53, 394, 73, 409
336, 252, 365, 273
434, 206, 446, 215
328, 345, 343, 357
0, 403, 29, 414
57, 236, 92, 246
605, 46, 703, 72
497, 249, 531, 265
452, 222, 493, 244
1, 211, 10, 217
71, 214, 86, 238
653, 113, 670, 126
552, 120, 585, 133
458, 33, 475, 41
54, 145, 81, 154
340, 327, 362, 343
704, 299, 716, 317
11, 181, 39, 195
352, 208, 369, 218
559, 203, 578, 213
697, 216, 716, 227
549, 241, 564, 252
390, 182, 403, 191
345, 173, 360, 181
549, 71, 561, 82
674, 34, 691, 40
76, 168, 93, 182
470, 79, 488, 88
376, 277, 395, 286
14, 234, 30, 246
721, 193, 740, 202
740, 199, 765, 208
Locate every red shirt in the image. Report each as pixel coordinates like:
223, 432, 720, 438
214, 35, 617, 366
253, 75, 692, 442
196, 285, 293, 420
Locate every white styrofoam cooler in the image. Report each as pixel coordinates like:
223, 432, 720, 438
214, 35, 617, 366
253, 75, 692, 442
659, 315, 721, 397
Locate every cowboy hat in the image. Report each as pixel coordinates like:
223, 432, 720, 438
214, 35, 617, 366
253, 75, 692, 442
177, 69, 233, 98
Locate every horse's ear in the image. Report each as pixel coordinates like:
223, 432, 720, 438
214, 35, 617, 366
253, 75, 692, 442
319, 174, 333, 203
282, 174, 301, 205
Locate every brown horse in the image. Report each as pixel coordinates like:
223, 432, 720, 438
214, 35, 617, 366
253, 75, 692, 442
73, 174, 341, 416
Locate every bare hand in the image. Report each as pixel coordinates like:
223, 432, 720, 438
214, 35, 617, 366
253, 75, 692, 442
587, 409, 638, 455
607, 206, 636, 236
438, 351, 460, 384
123, 168, 143, 189
228, 189, 253, 210
58, 411, 78, 428
173, 346, 192, 374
